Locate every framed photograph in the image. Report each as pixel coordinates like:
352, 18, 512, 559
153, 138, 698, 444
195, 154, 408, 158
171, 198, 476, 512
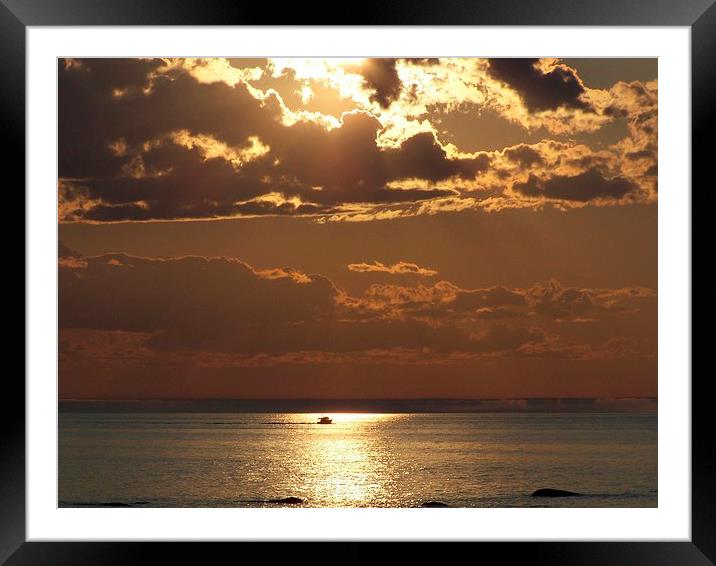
10, 0, 708, 562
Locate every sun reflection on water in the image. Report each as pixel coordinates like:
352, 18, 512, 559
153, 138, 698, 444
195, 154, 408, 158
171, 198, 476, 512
298, 413, 403, 507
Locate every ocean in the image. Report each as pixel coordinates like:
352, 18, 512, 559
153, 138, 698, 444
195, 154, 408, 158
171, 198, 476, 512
59, 412, 657, 508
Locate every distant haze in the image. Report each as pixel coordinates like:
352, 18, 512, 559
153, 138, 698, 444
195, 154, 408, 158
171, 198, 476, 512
59, 398, 657, 414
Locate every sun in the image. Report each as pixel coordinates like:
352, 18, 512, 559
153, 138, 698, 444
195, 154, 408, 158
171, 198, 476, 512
310, 413, 393, 424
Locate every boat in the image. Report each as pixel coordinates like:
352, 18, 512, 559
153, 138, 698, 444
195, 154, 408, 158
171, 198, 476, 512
317, 416, 333, 424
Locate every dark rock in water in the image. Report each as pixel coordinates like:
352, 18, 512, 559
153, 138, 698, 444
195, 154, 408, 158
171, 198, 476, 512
531, 488, 582, 497
421, 501, 450, 507
268, 497, 304, 504
99, 502, 134, 507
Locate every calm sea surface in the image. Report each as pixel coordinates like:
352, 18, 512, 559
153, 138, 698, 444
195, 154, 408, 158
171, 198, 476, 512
59, 412, 657, 508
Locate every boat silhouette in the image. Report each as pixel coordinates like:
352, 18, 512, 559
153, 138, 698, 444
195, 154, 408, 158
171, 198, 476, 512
317, 416, 333, 424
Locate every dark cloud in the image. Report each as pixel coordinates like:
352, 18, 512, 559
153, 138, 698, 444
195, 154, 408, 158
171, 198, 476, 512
385, 132, 490, 182
625, 149, 655, 161
59, 254, 338, 332
59, 59, 153, 180
359, 58, 402, 109
59, 58, 282, 180
563, 153, 613, 172
487, 58, 592, 113
513, 168, 637, 202
79, 203, 159, 222
233, 200, 327, 217
502, 144, 544, 168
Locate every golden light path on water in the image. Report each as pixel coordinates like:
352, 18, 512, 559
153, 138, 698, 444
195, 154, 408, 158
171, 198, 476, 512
297, 413, 405, 507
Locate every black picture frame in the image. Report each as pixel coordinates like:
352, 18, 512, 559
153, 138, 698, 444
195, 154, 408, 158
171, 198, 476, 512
6, 0, 708, 563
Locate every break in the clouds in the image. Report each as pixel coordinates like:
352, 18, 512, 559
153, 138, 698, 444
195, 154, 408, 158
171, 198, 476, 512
58, 57, 657, 223
59, 246, 656, 366
354, 58, 441, 109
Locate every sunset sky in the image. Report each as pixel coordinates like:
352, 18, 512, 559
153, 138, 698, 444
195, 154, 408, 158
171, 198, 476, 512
58, 57, 657, 400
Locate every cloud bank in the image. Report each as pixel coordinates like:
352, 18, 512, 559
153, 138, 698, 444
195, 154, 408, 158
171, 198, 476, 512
59, 248, 656, 366
58, 57, 657, 223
